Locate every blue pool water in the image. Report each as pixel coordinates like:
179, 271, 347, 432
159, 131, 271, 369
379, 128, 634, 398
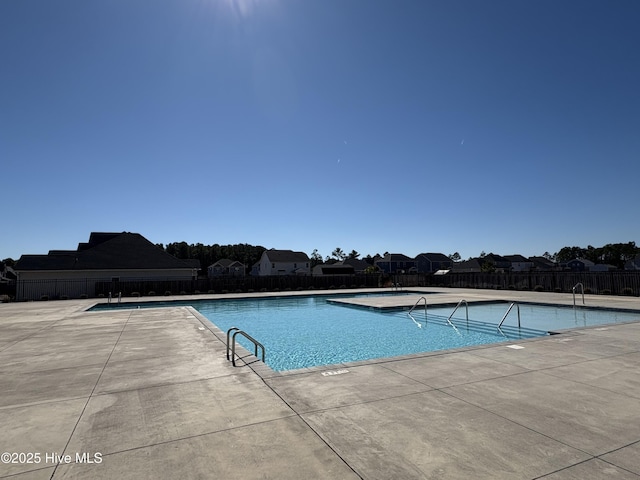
193, 296, 546, 371
425, 302, 640, 332
90, 294, 640, 372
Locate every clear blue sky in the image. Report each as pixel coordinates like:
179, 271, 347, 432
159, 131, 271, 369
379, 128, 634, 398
2, 0, 639, 261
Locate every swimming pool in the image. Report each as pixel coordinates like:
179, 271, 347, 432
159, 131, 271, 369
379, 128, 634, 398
90, 293, 640, 372
193, 296, 547, 371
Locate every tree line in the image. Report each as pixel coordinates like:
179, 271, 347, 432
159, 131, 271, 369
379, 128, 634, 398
2, 240, 637, 272
551, 242, 639, 269
157, 242, 267, 272
155, 240, 639, 273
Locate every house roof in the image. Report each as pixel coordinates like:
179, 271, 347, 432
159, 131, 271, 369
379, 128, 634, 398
263, 249, 309, 262
209, 258, 244, 268
211, 259, 234, 268
503, 255, 531, 263
376, 253, 414, 263
452, 259, 482, 271
529, 256, 554, 263
529, 256, 556, 269
566, 258, 595, 266
341, 258, 370, 271
312, 264, 355, 275
483, 253, 510, 263
15, 232, 199, 271
416, 253, 450, 262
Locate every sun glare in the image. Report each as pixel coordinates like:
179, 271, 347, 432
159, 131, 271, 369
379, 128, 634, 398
223, 0, 263, 19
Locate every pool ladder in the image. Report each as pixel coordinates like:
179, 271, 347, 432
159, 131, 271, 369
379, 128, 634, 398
107, 292, 121, 304
408, 296, 428, 317
226, 327, 265, 367
498, 302, 521, 329
408, 298, 471, 330
445, 299, 522, 331
447, 299, 469, 327
572, 283, 585, 308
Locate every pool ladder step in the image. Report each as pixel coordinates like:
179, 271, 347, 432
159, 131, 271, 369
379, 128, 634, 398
404, 310, 546, 338
226, 327, 265, 367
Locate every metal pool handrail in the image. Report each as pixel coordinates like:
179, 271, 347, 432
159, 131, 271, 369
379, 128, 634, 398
408, 296, 428, 317
226, 327, 265, 367
498, 302, 521, 329
572, 283, 585, 308
447, 299, 469, 327
107, 292, 122, 305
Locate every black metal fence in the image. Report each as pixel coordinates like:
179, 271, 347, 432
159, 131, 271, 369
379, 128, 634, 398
13, 274, 383, 300
10, 271, 640, 301
423, 271, 640, 295
94, 274, 382, 297
0, 282, 14, 295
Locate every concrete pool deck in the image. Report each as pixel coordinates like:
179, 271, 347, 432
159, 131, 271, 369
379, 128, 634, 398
1, 287, 639, 479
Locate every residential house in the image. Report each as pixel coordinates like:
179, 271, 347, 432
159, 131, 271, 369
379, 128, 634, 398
14, 232, 200, 300
503, 255, 534, 272
529, 256, 557, 271
480, 253, 512, 272
341, 258, 371, 273
0, 265, 16, 297
374, 254, 416, 274
452, 258, 483, 273
250, 261, 260, 276
312, 263, 355, 276
625, 255, 640, 271
564, 258, 595, 272
415, 253, 452, 273
0, 265, 16, 284
207, 259, 246, 277
589, 263, 617, 272
255, 249, 310, 276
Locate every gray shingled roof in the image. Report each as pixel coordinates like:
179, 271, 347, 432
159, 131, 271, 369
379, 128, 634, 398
313, 264, 355, 274
503, 254, 531, 263
377, 253, 414, 262
209, 259, 244, 268
341, 258, 370, 271
416, 252, 451, 261
15, 232, 199, 271
263, 249, 309, 262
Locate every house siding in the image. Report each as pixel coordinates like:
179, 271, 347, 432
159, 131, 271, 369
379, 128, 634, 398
207, 261, 245, 277
259, 259, 309, 275
510, 262, 534, 272
374, 254, 416, 274
14, 232, 201, 301
16, 268, 195, 300
415, 255, 453, 273
257, 251, 310, 276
